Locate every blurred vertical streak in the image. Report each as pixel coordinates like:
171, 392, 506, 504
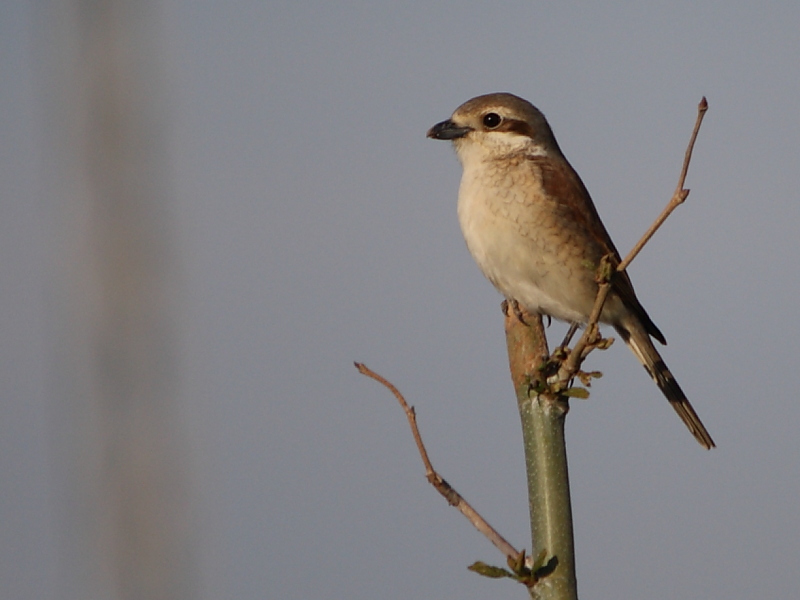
45, 0, 194, 598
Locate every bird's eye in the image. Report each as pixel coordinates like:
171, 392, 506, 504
482, 113, 502, 129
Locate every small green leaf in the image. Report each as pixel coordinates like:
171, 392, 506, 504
563, 387, 590, 399
468, 562, 514, 579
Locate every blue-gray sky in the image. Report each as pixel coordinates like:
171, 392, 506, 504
3, 1, 800, 598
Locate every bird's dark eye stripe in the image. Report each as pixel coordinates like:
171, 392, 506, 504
482, 113, 502, 128
501, 119, 536, 138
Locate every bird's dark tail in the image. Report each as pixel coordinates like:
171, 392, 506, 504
615, 321, 715, 449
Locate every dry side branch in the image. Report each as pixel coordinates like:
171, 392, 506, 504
354, 362, 521, 562
619, 96, 708, 272
556, 97, 709, 386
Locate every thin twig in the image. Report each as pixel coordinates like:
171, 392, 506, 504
355, 362, 521, 561
557, 97, 709, 385
619, 97, 708, 271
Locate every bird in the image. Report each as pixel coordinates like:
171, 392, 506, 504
427, 92, 714, 449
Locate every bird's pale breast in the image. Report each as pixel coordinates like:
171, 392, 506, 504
457, 157, 606, 323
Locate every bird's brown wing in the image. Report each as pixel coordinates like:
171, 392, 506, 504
531, 153, 667, 344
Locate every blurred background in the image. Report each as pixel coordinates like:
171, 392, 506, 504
2, 1, 799, 598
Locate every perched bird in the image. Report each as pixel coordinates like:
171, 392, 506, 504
427, 92, 714, 449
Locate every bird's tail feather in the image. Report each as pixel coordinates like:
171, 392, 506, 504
615, 323, 715, 449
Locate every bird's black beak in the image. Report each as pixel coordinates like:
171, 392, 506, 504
427, 119, 471, 140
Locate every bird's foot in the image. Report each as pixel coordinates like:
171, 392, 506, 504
501, 299, 528, 324
502, 299, 550, 327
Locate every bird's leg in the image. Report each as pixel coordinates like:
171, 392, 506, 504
557, 322, 580, 353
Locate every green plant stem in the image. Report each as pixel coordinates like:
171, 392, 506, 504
505, 313, 578, 600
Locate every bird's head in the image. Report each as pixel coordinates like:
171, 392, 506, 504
427, 92, 561, 164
